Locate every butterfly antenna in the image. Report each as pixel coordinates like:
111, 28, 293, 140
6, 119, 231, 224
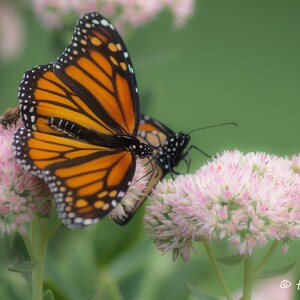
187, 121, 238, 135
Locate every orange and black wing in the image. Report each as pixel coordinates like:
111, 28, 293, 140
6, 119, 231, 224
19, 12, 139, 137
14, 128, 135, 228
54, 11, 139, 135
138, 114, 174, 153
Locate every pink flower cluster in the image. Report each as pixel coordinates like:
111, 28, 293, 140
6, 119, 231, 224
32, 0, 194, 29
144, 151, 300, 261
0, 3, 25, 61
0, 120, 52, 236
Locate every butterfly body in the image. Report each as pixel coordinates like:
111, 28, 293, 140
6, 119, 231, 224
48, 117, 152, 157
13, 12, 153, 228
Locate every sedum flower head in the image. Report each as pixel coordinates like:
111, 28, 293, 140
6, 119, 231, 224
144, 150, 300, 261
31, 0, 194, 29
0, 117, 52, 236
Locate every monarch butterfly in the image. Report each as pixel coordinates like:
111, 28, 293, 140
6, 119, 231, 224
13, 12, 153, 228
112, 114, 191, 225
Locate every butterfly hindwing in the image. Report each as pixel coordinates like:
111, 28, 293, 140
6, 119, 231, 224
14, 128, 135, 227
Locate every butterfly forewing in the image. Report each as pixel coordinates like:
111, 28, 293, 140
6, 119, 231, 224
54, 12, 139, 135
19, 63, 116, 135
139, 115, 173, 138
14, 128, 135, 228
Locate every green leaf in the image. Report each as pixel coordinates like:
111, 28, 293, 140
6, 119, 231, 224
43, 289, 55, 300
10, 232, 30, 263
8, 261, 37, 273
187, 284, 219, 300
8, 261, 37, 283
217, 254, 244, 265
257, 263, 296, 279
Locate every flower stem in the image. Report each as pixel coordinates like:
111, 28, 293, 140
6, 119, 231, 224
241, 256, 252, 300
203, 241, 233, 300
31, 217, 50, 300
253, 240, 279, 278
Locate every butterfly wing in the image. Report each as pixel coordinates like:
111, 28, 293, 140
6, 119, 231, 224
54, 11, 139, 135
139, 114, 174, 139
14, 128, 135, 228
20, 12, 139, 136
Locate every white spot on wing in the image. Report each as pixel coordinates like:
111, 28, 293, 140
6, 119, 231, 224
100, 19, 109, 27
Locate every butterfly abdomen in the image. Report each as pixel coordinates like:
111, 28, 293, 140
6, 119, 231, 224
48, 117, 153, 158
48, 117, 83, 138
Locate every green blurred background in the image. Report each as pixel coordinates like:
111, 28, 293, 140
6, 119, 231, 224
1, 0, 300, 299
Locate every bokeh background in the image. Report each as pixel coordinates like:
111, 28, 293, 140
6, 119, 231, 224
0, 0, 300, 299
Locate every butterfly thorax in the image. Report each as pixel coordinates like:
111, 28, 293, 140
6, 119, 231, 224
49, 117, 153, 158
158, 132, 190, 171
